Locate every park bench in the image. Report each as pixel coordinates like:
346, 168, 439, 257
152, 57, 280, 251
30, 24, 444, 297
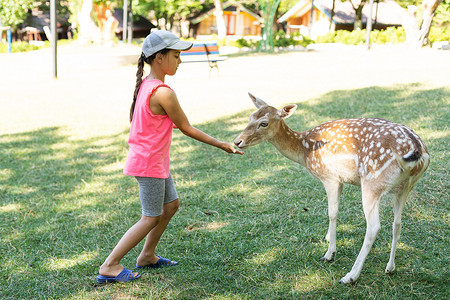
181, 42, 228, 73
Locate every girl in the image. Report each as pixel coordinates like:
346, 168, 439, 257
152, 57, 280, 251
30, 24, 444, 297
97, 30, 243, 283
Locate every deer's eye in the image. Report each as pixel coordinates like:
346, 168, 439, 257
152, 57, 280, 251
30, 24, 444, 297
259, 121, 268, 128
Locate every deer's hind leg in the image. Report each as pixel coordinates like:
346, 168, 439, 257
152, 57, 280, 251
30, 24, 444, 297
321, 181, 343, 262
340, 182, 381, 284
385, 187, 410, 274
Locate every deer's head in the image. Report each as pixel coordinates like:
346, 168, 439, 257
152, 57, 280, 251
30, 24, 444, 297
234, 93, 297, 149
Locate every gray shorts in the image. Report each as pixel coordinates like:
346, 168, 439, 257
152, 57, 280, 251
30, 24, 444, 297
135, 174, 179, 217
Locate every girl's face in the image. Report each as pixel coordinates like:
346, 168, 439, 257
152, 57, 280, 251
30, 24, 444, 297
160, 50, 182, 76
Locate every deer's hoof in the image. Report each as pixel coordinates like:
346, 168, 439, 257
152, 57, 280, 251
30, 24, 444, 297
385, 266, 395, 274
320, 251, 335, 262
339, 273, 357, 284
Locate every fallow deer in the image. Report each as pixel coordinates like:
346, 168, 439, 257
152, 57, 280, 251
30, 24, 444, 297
234, 93, 429, 284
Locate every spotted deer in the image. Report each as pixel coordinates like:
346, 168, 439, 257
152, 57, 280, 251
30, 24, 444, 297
234, 93, 430, 284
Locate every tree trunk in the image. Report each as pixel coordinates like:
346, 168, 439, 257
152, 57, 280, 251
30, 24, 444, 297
365, 0, 374, 49
214, 0, 226, 38
354, 6, 363, 30
329, 0, 335, 30
418, 0, 442, 46
349, 0, 367, 30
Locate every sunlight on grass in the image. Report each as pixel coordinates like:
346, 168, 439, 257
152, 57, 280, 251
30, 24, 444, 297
249, 247, 281, 265
97, 161, 125, 174
397, 242, 418, 253
338, 237, 357, 249
0, 203, 21, 212
339, 223, 358, 232
189, 221, 230, 232
46, 252, 97, 270
292, 271, 331, 292
410, 208, 440, 222
172, 143, 198, 153
0, 167, 12, 180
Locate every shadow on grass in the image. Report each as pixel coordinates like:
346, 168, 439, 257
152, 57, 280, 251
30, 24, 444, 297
0, 83, 448, 298
0, 126, 140, 297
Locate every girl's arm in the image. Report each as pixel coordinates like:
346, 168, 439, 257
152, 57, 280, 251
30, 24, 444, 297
155, 87, 243, 154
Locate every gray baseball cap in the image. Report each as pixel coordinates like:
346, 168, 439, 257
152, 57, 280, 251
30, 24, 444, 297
142, 30, 193, 58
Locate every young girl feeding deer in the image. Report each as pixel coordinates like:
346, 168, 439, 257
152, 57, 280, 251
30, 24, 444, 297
96, 30, 243, 283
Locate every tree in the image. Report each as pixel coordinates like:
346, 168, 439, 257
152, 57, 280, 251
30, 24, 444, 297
134, 0, 213, 34
214, 0, 226, 38
418, 0, 443, 45
0, 0, 35, 28
348, 0, 368, 30
257, 0, 282, 52
330, 0, 336, 30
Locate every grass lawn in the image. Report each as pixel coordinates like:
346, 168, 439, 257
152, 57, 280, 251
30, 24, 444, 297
1, 69, 449, 298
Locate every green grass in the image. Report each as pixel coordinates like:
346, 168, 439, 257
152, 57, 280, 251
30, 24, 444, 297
1, 83, 449, 299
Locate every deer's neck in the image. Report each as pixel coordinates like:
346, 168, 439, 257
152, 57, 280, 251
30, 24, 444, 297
268, 121, 308, 166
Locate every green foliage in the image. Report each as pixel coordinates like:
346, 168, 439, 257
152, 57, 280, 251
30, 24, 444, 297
235, 37, 259, 48
0, 41, 43, 53
432, 0, 450, 27
279, 0, 302, 15
232, 31, 313, 49
273, 30, 313, 48
0, 0, 35, 28
316, 27, 407, 45
68, 0, 83, 30
396, 0, 449, 28
429, 26, 450, 42
257, 0, 282, 52
273, 30, 298, 47
134, 0, 213, 23
0, 39, 73, 54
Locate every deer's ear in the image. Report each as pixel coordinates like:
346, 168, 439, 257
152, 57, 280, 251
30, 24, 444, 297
248, 92, 267, 109
279, 104, 297, 119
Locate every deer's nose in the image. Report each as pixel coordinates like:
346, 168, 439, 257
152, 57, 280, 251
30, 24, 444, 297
234, 139, 243, 148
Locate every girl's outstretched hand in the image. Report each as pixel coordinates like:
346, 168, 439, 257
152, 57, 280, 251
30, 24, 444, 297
220, 142, 244, 155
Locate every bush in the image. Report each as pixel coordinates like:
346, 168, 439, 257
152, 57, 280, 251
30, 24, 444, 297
429, 26, 450, 42
315, 32, 336, 43
274, 30, 298, 47
234, 37, 259, 48
0, 41, 44, 53
316, 27, 407, 45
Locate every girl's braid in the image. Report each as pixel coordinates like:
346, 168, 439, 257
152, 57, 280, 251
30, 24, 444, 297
130, 53, 146, 122
129, 49, 170, 122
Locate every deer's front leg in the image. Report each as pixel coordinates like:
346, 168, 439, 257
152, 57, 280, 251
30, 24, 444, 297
320, 181, 343, 262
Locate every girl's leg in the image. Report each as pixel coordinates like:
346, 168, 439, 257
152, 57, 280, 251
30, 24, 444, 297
99, 214, 160, 277
136, 199, 179, 266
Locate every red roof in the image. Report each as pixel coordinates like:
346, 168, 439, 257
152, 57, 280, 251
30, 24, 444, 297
279, 0, 407, 26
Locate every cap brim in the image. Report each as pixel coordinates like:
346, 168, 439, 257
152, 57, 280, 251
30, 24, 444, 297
167, 40, 193, 51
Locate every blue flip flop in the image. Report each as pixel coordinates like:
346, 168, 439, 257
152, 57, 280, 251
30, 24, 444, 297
136, 256, 178, 269
96, 268, 141, 283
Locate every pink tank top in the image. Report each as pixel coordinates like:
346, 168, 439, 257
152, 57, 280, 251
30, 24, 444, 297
123, 79, 174, 178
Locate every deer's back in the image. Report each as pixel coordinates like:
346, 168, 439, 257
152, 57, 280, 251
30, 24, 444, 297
301, 118, 429, 186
